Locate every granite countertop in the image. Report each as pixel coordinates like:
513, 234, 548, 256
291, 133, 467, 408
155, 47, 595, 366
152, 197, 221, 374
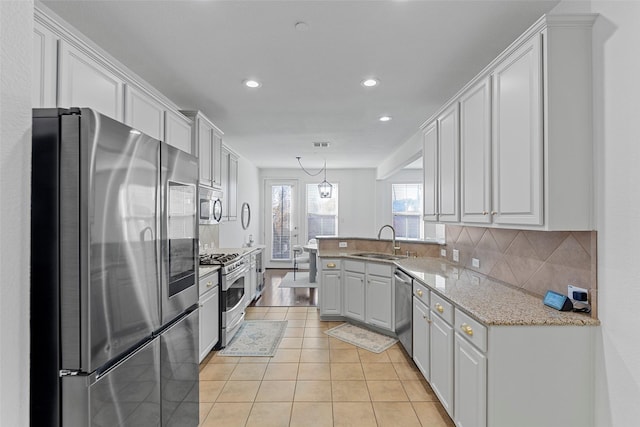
199, 265, 220, 278
318, 249, 404, 263
319, 251, 599, 327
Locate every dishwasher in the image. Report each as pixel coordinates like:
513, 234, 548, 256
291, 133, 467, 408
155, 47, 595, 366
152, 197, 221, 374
394, 268, 413, 357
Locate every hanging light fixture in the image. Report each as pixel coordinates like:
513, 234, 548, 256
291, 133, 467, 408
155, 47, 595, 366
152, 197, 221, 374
296, 156, 333, 198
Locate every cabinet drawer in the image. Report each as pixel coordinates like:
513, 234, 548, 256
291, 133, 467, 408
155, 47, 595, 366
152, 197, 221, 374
413, 281, 430, 306
431, 293, 454, 325
199, 273, 219, 296
320, 259, 341, 270
455, 308, 487, 353
367, 262, 393, 277
344, 260, 365, 273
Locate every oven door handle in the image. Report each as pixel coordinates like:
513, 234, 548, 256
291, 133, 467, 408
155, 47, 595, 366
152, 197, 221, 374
227, 310, 245, 332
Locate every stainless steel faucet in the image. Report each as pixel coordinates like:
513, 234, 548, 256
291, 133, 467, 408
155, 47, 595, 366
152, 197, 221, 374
377, 224, 401, 255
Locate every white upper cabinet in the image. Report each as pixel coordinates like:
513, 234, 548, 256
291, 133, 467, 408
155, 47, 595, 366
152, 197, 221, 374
33, 20, 57, 108
460, 78, 492, 224
423, 122, 438, 221
124, 85, 165, 141
182, 110, 224, 188
198, 120, 213, 185
58, 40, 124, 121
437, 104, 460, 223
165, 110, 193, 154
492, 33, 543, 226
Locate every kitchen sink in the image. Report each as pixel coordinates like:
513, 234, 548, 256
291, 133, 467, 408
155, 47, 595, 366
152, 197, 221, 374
351, 252, 406, 261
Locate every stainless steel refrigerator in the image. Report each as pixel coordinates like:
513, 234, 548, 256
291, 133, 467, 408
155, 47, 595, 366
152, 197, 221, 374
31, 108, 199, 426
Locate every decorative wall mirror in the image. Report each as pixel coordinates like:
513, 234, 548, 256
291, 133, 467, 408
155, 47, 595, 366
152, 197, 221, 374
241, 202, 251, 230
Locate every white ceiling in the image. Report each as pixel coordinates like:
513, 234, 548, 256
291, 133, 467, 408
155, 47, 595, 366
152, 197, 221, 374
43, 0, 558, 170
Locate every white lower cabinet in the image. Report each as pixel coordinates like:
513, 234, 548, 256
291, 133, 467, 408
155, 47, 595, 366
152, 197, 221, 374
343, 270, 365, 322
430, 313, 454, 417
412, 296, 430, 380
319, 259, 341, 316
454, 333, 487, 427
198, 285, 219, 363
366, 273, 393, 330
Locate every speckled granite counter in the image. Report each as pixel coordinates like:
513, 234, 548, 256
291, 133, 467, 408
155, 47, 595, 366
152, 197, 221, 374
199, 265, 220, 278
319, 251, 599, 327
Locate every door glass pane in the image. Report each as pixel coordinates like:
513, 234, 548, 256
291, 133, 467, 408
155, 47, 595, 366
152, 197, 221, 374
271, 185, 292, 260
307, 184, 339, 241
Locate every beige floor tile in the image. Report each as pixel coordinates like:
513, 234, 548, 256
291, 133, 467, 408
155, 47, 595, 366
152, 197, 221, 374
412, 402, 456, 427
362, 363, 399, 380
402, 380, 438, 402
290, 402, 333, 427
298, 363, 331, 380
386, 348, 412, 364
284, 327, 305, 338
304, 318, 324, 328
293, 380, 332, 401
199, 380, 226, 402
358, 348, 391, 363
306, 312, 320, 320
200, 363, 236, 381
367, 380, 409, 401
303, 327, 327, 337
286, 311, 308, 320
333, 402, 378, 427
266, 307, 289, 313
245, 402, 292, 427
255, 380, 297, 402
199, 401, 213, 423
393, 362, 423, 380
201, 402, 252, 427
330, 348, 360, 363
228, 363, 267, 381
270, 348, 301, 363
208, 354, 240, 365
288, 307, 309, 313
300, 348, 330, 363
279, 337, 303, 348
302, 337, 330, 349
263, 362, 299, 380
237, 356, 271, 364
245, 312, 266, 320
373, 402, 421, 427
307, 307, 320, 313
287, 319, 307, 328
328, 337, 356, 349
331, 380, 370, 402
216, 380, 260, 402
331, 363, 365, 380
246, 306, 269, 313
263, 312, 287, 320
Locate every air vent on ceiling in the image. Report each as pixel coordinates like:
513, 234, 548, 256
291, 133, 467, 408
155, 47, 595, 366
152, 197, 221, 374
313, 142, 330, 148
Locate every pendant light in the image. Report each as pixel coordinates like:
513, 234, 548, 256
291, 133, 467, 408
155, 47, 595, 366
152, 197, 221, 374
296, 156, 333, 198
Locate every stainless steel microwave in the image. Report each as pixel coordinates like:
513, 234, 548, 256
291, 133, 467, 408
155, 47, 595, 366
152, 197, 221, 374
199, 186, 223, 224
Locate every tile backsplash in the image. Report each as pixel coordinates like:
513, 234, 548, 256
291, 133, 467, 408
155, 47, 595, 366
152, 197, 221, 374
199, 224, 219, 251
445, 225, 597, 316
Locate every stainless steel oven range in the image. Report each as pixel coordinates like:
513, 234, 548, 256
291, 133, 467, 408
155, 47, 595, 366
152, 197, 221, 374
200, 253, 248, 347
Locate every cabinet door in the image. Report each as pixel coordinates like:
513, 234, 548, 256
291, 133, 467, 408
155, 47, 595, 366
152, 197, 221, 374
198, 120, 213, 186
437, 103, 460, 223
124, 85, 165, 141
492, 33, 542, 226
430, 313, 454, 417
220, 148, 230, 219
250, 260, 257, 301
343, 271, 365, 322
165, 110, 193, 154
454, 334, 487, 427
212, 133, 223, 188
413, 297, 430, 380
228, 154, 238, 220
33, 21, 57, 108
58, 40, 124, 121
199, 286, 219, 362
460, 78, 492, 224
366, 275, 393, 330
320, 270, 341, 316
423, 122, 438, 222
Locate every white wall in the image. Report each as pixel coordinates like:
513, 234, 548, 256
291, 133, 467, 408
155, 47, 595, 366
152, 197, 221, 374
376, 130, 423, 180
0, 1, 33, 426
219, 155, 261, 248
551, 1, 640, 426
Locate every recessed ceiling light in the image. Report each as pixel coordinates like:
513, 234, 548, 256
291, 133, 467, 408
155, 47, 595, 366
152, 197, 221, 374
361, 78, 379, 88
379, 116, 392, 122
243, 79, 261, 88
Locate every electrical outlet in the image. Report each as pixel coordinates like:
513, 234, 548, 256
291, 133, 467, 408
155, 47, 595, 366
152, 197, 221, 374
440, 248, 447, 257
568, 285, 589, 301
452, 249, 459, 262
339, 241, 348, 248
472, 258, 480, 268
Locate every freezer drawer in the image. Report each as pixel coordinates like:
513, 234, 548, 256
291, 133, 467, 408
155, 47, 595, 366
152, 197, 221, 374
160, 308, 199, 427
62, 337, 161, 427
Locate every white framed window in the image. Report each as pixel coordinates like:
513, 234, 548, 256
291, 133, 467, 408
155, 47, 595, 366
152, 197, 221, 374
306, 183, 339, 241
392, 183, 423, 239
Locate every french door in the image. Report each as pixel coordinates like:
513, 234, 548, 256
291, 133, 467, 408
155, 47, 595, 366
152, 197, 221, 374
264, 180, 300, 268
